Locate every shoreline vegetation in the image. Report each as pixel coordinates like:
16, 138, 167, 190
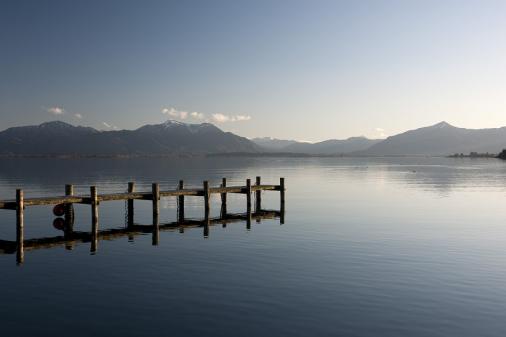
448, 152, 498, 159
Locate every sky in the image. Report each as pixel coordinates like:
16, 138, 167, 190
1, 0, 506, 142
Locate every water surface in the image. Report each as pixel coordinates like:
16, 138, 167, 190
1, 157, 506, 337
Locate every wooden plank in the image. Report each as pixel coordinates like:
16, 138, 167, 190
0, 182, 283, 209
160, 188, 203, 197
24, 196, 88, 206
0, 186, 281, 208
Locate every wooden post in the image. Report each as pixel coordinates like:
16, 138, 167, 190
246, 179, 252, 229
203, 222, 209, 238
152, 218, 160, 246
64, 184, 75, 250
16, 189, 24, 265
255, 176, 262, 213
178, 180, 184, 223
152, 183, 160, 246
221, 178, 227, 227
90, 186, 98, 253
152, 183, 160, 216
127, 182, 135, 242
246, 179, 252, 211
127, 182, 135, 227
280, 178, 285, 224
220, 178, 227, 218
203, 181, 210, 221
64, 184, 74, 224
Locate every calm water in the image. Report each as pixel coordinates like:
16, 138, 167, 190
1, 157, 506, 337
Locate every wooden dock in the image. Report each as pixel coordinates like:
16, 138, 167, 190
0, 177, 286, 265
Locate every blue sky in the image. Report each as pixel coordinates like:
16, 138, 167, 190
1, 0, 506, 141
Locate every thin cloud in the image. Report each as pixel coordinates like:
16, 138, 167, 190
162, 107, 188, 120
102, 122, 119, 130
211, 113, 252, 123
47, 106, 65, 115
190, 111, 205, 120
162, 107, 252, 123
375, 127, 387, 138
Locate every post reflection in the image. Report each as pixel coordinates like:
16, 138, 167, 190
1, 209, 285, 265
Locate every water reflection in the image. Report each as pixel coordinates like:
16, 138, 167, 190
0, 209, 284, 265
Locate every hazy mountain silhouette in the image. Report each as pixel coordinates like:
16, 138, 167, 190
357, 122, 506, 156
251, 137, 299, 150
0, 120, 260, 156
252, 136, 381, 154
282, 137, 382, 155
3, 120, 506, 157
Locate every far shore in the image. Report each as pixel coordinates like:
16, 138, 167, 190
0, 152, 503, 159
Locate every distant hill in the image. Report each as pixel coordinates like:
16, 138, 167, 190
283, 137, 382, 155
252, 136, 381, 155
357, 122, 506, 156
251, 137, 299, 150
0, 120, 261, 157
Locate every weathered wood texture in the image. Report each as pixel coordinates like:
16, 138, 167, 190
127, 182, 135, 226
221, 178, 227, 217
0, 184, 281, 209
255, 176, 262, 212
178, 180, 185, 223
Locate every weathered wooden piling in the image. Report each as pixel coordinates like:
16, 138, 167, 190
90, 186, 98, 253
280, 177, 285, 224
152, 183, 160, 216
246, 179, 252, 229
255, 176, 262, 213
64, 184, 74, 225
178, 180, 184, 223
152, 183, 160, 246
203, 223, 210, 238
152, 218, 160, 246
221, 178, 227, 217
64, 184, 75, 250
246, 179, 252, 210
127, 182, 135, 226
16, 189, 24, 265
203, 181, 210, 221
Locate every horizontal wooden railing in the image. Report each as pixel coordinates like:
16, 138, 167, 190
0, 183, 282, 209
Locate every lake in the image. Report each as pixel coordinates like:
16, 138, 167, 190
1, 157, 506, 337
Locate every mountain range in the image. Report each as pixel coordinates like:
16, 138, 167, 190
252, 136, 382, 154
0, 120, 260, 157
1, 120, 506, 157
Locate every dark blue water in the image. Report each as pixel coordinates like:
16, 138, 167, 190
1, 157, 506, 337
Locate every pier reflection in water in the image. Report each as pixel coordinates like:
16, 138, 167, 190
1, 208, 284, 265
0, 176, 285, 265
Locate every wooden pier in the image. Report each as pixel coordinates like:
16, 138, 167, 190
0, 177, 286, 264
